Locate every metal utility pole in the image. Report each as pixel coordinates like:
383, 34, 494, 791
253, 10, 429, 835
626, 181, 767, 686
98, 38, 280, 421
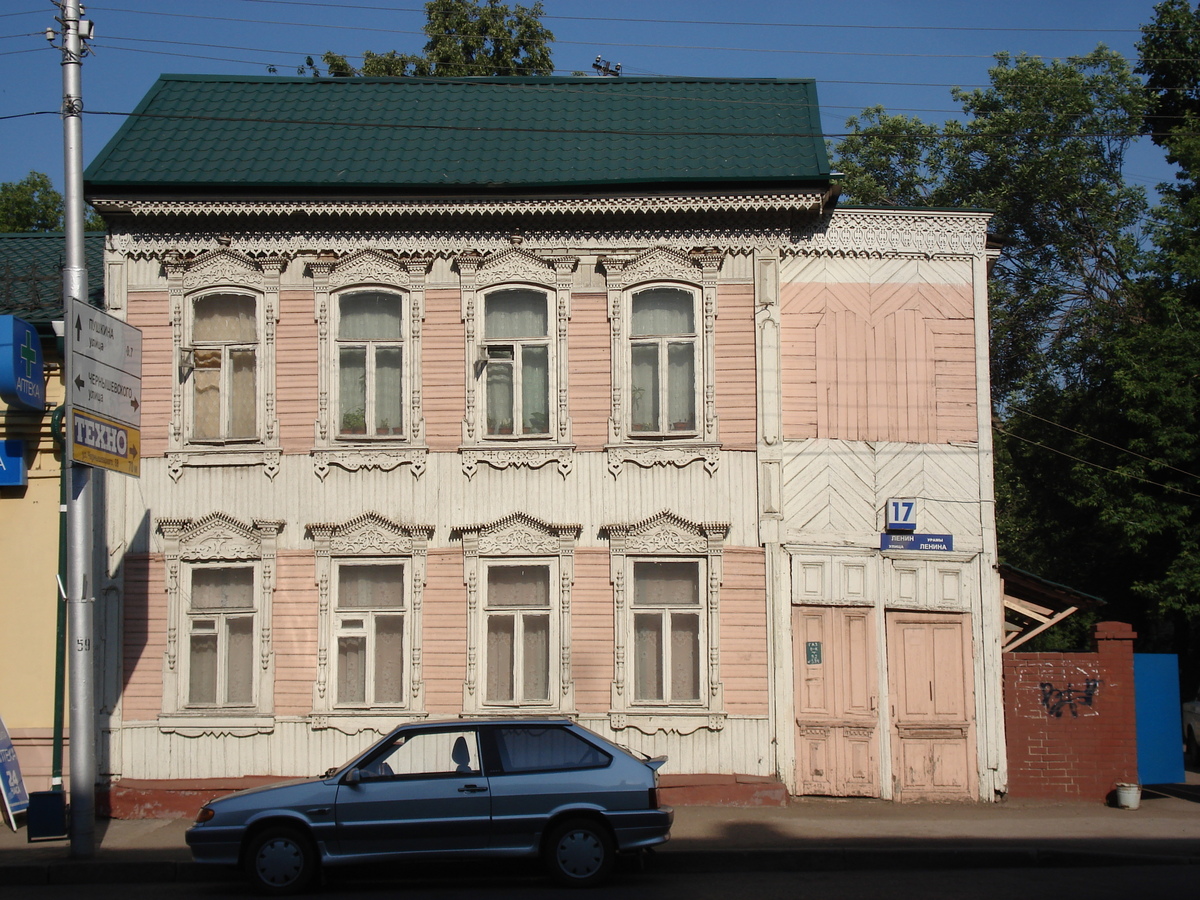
57, 0, 95, 859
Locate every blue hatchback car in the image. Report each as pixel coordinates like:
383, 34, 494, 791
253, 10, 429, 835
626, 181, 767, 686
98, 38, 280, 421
186, 717, 672, 892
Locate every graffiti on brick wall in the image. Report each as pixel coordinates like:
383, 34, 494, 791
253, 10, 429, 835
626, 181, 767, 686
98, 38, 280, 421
1039, 679, 1100, 717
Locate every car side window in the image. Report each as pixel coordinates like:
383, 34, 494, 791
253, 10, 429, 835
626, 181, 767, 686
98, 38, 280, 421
493, 727, 611, 774
362, 729, 481, 780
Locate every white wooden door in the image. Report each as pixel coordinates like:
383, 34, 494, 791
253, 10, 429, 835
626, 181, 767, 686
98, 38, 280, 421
792, 606, 879, 796
886, 612, 976, 800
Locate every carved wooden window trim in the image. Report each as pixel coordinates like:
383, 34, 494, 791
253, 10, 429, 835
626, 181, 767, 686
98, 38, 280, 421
452, 513, 581, 713
309, 250, 430, 481
156, 513, 284, 727
307, 512, 433, 720
602, 247, 722, 476
602, 510, 728, 733
455, 246, 577, 479
164, 249, 284, 482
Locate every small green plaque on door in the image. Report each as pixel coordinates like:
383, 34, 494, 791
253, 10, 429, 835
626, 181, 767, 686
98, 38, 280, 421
806, 641, 822, 665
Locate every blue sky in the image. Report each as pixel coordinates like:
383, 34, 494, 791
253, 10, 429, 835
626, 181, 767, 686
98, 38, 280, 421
0, 0, 1174, 193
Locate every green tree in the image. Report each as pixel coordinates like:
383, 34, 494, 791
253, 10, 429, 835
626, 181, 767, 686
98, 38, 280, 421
0, 171, 104, 232
834, 50, 1148, 402
321, 0, 554, 78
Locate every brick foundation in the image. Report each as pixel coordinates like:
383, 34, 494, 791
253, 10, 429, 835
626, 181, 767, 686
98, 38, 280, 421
1003, 621, 1138, 802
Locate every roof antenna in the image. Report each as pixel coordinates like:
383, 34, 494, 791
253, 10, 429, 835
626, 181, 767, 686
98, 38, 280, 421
592, 56, 621, 77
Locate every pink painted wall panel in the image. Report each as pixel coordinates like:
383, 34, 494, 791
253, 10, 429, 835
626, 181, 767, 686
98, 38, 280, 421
781, 281, 977, 443
276, 291, 319, 455
421, 290, 466, 451
125, 292, 173, 459
719, 548, 769, 714
420, 548, 468, 712
570, 548, 615, 713
567, 295, 611, 451
121, 554, 167, 721
714, 284, 757, 450
272, 550, 318, 716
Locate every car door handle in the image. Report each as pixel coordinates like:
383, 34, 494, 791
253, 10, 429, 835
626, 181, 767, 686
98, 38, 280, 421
458, 784, 488, 793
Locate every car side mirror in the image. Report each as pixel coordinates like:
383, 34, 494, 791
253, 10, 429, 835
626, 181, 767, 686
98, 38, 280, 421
343, 768, 361, 785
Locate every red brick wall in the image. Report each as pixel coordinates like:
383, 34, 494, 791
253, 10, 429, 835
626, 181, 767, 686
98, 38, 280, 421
1003, 621, 1138, 801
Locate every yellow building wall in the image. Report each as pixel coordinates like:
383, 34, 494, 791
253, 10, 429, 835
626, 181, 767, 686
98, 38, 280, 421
0, 367, 65, 791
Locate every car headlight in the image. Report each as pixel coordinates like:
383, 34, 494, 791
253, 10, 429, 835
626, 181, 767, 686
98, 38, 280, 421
194, 806, 215, 824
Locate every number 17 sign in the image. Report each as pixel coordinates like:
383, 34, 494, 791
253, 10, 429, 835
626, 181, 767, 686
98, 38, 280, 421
886, 498, 917, 531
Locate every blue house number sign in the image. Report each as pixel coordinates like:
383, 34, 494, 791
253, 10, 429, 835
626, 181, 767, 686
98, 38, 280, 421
886, 498, 917, 531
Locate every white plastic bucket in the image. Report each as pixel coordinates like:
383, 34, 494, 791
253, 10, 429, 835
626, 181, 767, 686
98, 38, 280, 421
1114, 783, 1141, 809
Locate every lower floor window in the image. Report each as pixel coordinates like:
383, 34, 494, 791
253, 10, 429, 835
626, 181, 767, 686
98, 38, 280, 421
632, 559, 703, 704
336, 562, 408, 706
187, 566, 256, 706
485, 563, 552, 704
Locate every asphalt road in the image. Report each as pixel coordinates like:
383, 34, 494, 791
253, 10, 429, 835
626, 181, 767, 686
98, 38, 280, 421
3, 865, 1192, 900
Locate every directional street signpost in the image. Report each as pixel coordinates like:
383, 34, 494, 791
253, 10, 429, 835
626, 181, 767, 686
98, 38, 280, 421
67, 297, 142, 476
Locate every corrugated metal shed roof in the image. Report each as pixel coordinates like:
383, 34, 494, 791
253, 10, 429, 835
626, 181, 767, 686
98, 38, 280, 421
0, 233, 104, 322
84, 75, 830, 192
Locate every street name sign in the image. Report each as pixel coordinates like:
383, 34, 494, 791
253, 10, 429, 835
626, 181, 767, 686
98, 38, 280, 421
68, 298, 142, 476
880, 533, 955, 552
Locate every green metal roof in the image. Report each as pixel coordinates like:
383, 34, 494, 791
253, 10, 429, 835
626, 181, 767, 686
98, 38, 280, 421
84, 75, 831, 193
0, 233, 104, 323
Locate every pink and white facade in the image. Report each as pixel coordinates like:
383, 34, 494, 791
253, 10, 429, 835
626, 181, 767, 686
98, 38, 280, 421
89, 196, 1004, 802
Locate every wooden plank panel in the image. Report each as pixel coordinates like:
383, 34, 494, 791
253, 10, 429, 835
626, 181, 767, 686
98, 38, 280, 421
276, 292, 319, 454
272, 550, 318, 716
714, 284, 757, 450
121, 554, 167, 721
719, 548, 768, 714
125, 292, 172, 458
571, 548, 614, 713
421, 547, 467, 713
421, 290, 465, 452
566, 295, 610, 451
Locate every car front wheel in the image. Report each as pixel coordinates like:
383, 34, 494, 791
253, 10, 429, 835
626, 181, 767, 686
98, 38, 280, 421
544, 818, 615, 888
244, 826, 318, 895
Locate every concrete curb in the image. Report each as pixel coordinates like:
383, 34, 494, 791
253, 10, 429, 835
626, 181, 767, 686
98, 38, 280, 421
3, 846, 1197, 885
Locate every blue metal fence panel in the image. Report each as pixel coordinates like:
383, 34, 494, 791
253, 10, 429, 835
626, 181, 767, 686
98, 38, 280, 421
1134, 653, 1185, 785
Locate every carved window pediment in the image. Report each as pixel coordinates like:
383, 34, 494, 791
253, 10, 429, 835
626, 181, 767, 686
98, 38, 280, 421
159, 512, 281, 560
602, 510, 729, 555
454, 512, 581, 556
602, 246, 701, 289
176, 248, 268, 291
326, 249, 411, 290
473, 246, 559, 289
308, 511, 434, 556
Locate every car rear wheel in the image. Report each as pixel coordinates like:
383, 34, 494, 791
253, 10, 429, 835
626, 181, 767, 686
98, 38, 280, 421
244, 826, 318, 895
544, 818, 615, 888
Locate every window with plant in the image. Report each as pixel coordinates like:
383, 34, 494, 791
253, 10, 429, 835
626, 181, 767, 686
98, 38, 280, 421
337, 290, 404, 438
482, 288, 551, 437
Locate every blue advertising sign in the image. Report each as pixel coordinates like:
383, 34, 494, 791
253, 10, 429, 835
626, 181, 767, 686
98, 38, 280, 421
880, 532, 954, 552
0, 316, 44, 412
0, 714, 30, 830
0, 440, 26, 487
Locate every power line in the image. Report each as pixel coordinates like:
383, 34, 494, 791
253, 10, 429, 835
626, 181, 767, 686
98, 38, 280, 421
1009, 405, 1200, 482
995, 425, 1200, 500
235, 0, 1147, 36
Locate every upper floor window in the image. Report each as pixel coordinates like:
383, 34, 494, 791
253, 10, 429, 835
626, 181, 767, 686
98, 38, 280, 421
191, 293, 258, 442
629, 287, 698, 437
337, 291, 405, 439
482, 289, 551, 438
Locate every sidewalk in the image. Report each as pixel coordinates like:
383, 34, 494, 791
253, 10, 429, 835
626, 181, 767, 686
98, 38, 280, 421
3, 786, 1199, 885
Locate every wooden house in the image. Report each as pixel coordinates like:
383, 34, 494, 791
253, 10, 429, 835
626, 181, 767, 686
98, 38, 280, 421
83, 75, 1004, 803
